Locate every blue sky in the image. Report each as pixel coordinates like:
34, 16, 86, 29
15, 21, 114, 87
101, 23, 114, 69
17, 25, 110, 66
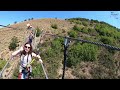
0, 11, 120, 28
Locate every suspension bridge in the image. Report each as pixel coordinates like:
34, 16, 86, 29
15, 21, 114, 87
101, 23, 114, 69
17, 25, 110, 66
0, 23, 120, 79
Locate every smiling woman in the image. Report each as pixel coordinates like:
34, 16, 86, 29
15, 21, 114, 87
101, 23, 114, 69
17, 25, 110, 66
11, 42, 43, 79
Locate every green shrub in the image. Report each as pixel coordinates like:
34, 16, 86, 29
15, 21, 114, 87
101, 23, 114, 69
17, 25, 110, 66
39, 38, 64, 78
73, 25, 81, 31
0, 59, 6, 71
51, 38, 63, 50
51, 24, 58, 29
45, 48, 55, 57
9, 36, 18, 51
36, 27, 41, 37
82, 21, 88, 26
81, 27, 89, 34
32, 60, 45, 79
67, 43, 99, 67
68, 30, 78, 38
100, 36, 116, 46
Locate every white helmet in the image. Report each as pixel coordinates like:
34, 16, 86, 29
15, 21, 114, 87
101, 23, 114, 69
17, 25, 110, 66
27, 23, 30, 27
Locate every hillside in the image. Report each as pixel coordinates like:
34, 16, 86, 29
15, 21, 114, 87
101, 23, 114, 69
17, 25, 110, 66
0, 18, 74, 79
0, 18, 120, 79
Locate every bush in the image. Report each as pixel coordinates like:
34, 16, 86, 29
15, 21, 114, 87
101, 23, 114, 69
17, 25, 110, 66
9, 36, 18, 51
0, 59, 6, 71
24, 19, 27, 21
68, 30, 78, 38
87, 28, 96, 35
36, 27, 41, 37
81, 27, 89, 34
67, 43, 99, 67
32, 60, 45, 79
51, 24, 58, 29
45, 48, 55, 57
31, 18, 34, 20
100, 36, 116, 46
73, 25, 81, 31
62, 29, 66, 33
14, 21, 17, 24
82, 21, 88, 26
43, 38, 63, 58
51, 38, 63, 50
39, 38, 64, 79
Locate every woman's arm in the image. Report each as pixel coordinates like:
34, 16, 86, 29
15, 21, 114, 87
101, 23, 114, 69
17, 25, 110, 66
11, 46, 23, 56
32, 52, 43, 63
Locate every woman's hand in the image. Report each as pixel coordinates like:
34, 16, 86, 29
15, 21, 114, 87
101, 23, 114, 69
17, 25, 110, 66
39, 58, 43, 63
10, 55, 14, 60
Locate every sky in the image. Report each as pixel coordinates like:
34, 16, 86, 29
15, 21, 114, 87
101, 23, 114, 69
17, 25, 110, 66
0, 11, 120, 29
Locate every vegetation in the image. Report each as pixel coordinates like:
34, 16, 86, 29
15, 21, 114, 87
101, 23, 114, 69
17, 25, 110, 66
0, 59, 7, 71
68, 30, 78, 38
67, 43, 99, 67
11, 17, 120, 79
51, 24, 58, 29
9, 36, 19, 51
14, 21, 17, 24
36, 27, 41, 37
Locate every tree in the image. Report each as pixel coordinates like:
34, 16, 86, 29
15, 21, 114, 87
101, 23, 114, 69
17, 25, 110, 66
14, 21, 17, 24
9, 36, 19, 51
28, 18, 31, 21
31, 18, 34, 20
24, 19, 27, 21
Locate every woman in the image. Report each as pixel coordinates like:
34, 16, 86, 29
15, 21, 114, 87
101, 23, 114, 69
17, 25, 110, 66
11, 42, 43, 79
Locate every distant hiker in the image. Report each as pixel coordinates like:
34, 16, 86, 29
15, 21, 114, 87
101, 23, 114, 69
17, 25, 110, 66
28, 31, 34, 44
27, 23, 31, 29
26, 23, 36, 49
11, 42, 43, 79
26, 23, 36, 37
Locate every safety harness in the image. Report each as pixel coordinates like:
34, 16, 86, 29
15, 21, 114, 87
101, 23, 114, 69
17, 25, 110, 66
18, 54, 33, 79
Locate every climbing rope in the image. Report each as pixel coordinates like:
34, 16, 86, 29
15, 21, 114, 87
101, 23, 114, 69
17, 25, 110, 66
35, 30, 48, 79
0, 25, 21, 30
1, 24, 120, 51
0, 56, 12, 78
44, 33, 120, 51
40, 62, 48, 79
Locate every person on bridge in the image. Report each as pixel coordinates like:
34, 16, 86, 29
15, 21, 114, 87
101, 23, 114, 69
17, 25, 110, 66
26, 23, 36, 49
26, 23, 36, 38
11, 42, 43, 79
27, 31, 34, 44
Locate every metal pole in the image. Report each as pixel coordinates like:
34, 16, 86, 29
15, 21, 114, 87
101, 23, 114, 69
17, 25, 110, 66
62, 37, 69, 79
62, 45, 67, 79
